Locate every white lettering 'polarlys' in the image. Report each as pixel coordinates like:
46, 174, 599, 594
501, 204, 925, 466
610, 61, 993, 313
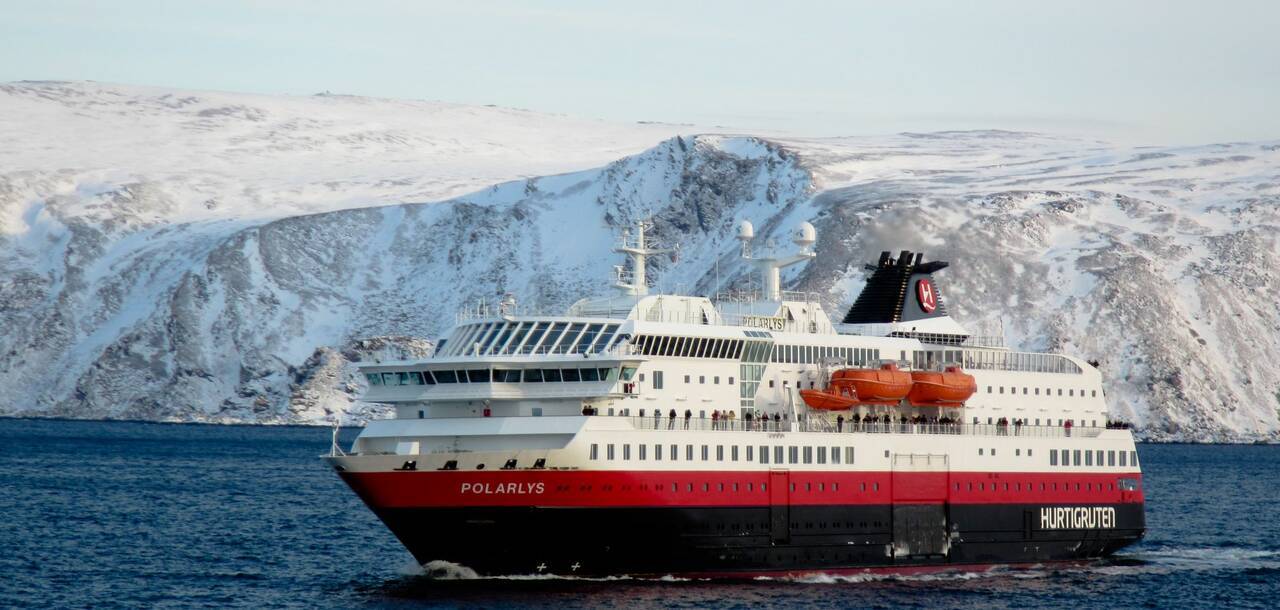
460, 482, 546, 495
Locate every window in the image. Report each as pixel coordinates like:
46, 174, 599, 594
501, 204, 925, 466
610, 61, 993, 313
687, 445, 694, 461
746, 446, 754, 461
561, 368, 581, 382
979, 448, 984, 456
731, 446, 739, 461
846, 447, 855, 464
831, 446, 841, 464
623, 444, 631, 460
760, 445, 769, 464
1050, 450, 1058, 466
607, 444, 615, 460
699, 376, 706, 384
1085, 451, 1093, 466
702, 445, 710, 461
775, 446, 785, 464
417, 410, 424, 419
671, 444, 678, 462
1073, 450, 1082, 466
639, 445, 647, 460
542, 369, 562, 382
1096, 450, 1104, 466
653, 370, 664, 389
788, 446, 799, 464
366, 373, 383, 386
714, 376, 720, 384
817, 446, 827, 464
684, 375, 691, 383
1108, 450, 1116, 466
434, 370, 458, 383
729, 377, 735, 385
1130, 451, 1138, 466
803, 446, 813, 464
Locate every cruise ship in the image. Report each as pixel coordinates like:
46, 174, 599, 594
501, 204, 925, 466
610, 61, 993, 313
324, 220, 1145, 577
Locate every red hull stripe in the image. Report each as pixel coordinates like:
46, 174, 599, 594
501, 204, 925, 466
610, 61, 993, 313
340, 470, 1144, 509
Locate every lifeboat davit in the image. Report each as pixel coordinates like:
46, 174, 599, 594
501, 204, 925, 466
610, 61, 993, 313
831, 363, 913, 406
907, 365, 977, 406
799, 385, 859, 411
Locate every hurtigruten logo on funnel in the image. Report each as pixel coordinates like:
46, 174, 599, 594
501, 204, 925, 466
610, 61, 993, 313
916, 279, 937, 314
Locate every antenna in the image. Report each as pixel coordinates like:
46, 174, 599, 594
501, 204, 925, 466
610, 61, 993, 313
613, 218, 674, 297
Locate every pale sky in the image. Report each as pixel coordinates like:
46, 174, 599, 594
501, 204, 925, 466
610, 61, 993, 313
3, 0, 1276, 145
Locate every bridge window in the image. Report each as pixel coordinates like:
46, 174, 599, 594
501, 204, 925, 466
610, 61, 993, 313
434, 370, 458, 383
541, 369, 562, 383
467, 369, 491, 383
561, 368, 581, 382
366, 373, 383, 386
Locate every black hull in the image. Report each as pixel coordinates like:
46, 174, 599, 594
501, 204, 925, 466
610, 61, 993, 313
373, 503, 1145, 577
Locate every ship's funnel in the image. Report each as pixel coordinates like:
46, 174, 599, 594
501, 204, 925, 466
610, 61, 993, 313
842, 250, 951, 324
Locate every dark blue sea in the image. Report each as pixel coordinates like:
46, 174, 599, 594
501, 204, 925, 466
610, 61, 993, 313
2, 419, 1277, 609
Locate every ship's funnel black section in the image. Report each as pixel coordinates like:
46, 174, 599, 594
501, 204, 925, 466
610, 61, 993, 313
841, 250, 950, 324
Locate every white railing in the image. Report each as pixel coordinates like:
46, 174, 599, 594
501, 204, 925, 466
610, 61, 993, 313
625, 415, 1104, 439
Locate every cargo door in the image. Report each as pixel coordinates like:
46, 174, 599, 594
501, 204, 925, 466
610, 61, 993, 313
769, 469, 790, 544
891, 454, 950, 560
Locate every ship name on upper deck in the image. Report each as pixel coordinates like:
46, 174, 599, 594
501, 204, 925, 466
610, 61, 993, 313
740, 315, 788, 331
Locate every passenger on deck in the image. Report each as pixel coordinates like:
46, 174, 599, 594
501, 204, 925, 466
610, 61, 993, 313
836, 414, 844, 433
668, 408, 676, 430
712, 410, 720, 430
684, 409, 692, 429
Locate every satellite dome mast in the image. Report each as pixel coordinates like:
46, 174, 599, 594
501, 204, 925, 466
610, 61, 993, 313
738, 220, 816, 301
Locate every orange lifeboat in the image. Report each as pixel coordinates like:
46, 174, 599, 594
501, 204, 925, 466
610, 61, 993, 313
907, 365, 977, 407
831, 363, 913, 406
799, 385, 859, 411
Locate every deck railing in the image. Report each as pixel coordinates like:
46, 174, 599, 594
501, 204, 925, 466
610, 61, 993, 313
625, 415, 1104, 439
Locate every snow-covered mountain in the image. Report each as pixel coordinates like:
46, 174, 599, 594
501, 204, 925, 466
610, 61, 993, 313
2, 81, 1277, 442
